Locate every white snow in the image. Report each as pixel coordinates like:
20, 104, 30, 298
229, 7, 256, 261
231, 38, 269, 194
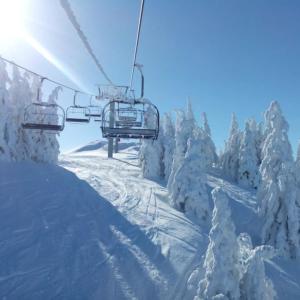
1, 140, 300, 299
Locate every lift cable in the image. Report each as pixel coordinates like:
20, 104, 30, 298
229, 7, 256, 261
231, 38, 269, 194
59, 0, 115, 86
129, 0, 145, 91
0, 55, 97, 97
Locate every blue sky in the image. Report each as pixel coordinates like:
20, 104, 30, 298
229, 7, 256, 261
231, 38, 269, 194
2, 0, 300, 152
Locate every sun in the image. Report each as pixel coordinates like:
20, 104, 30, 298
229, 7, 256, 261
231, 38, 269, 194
0, 0, 26, 41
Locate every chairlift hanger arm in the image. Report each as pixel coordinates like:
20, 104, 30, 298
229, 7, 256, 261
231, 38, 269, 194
129, 0, 145, 90
135, 64, 144, 98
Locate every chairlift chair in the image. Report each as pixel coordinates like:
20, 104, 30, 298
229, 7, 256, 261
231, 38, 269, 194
22, 102, 65, 132
85, 95, 102, 122
22, 78, 65, 132
66, 91, 91, 123
101, 100, 159, 140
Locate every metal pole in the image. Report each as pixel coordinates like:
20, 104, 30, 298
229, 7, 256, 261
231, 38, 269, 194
108, 101, 115, 158
114, 138, 119, 153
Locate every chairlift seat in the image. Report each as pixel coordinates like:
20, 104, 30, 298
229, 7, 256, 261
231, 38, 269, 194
22, 123, 64, 131
66, 117, 90, 123
85, 113, 102, 117
115, 121, 142, 127
102, 127, 157, 139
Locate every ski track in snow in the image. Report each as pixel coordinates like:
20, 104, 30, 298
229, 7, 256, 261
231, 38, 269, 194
60, 146, 204, 299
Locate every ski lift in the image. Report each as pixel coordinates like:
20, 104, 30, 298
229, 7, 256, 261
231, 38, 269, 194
101, 100, 159, 139
22, 77, 65, 132
66, 91, 91, 123
85, 95, 102, 122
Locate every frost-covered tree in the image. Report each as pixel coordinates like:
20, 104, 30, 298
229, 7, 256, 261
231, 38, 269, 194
162, 112, 175, 181
249, 119, 263, 165
197, 187, 240, 300
140, 105, 164, 179
238, 120, 260, 189
295, 143, 300, 208
240, 245, 276, 300
258, 101, 300, 258
7, 67, 32, 161
167, 101, 196, 190
220, 113, 241, 182
169, 130, 210, 224
140, 137, 164, 180
201, 112, 218, 170
0, 60, 10, 161
28, 86, 62, 163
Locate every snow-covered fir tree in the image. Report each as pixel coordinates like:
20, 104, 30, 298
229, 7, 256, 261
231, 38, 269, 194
249, 118, 263, 165
220, 113, 241, 182
169, 129, 210, 224
201, 112, 218, 170
0, 60, 10, 161
7, 66, 32, 161
161, 112, 175, 181
238, 119, 260, 189
258, 101, 300, 258
167, 100, 196, 190
240, 243, 276, 300
197, 187, 240, 300
29, 86, 62, 163
140, 137, 164, 180
140, 105, 164, 179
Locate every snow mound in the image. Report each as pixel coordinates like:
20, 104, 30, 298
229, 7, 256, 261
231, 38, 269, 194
0, 162, 173, 299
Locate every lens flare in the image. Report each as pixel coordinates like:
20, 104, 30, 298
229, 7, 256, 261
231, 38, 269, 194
21, 31, 89, 92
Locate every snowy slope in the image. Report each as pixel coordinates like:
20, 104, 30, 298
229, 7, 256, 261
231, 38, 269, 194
1, 141, 300, 299
60, 142, 206, 278
0, 142, 204, 299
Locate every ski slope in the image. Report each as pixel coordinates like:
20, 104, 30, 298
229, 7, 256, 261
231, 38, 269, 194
0, 140, 299, 299
60, 141, 206, 284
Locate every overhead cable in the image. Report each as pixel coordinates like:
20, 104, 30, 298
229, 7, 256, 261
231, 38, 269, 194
60, 0, 115, 86
0, 55, 97, 97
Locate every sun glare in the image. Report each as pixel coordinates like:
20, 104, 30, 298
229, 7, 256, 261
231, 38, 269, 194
0, 0, 88, 92
0, 0, 25, 40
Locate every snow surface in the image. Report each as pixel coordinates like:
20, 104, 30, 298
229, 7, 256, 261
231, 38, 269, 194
1, 141, 300, 299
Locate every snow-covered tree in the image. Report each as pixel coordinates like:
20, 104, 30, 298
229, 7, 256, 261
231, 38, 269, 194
197, 187, 240, 300
7, 66, 32, 161
140, 137, 164, 180
167, 101, 196, 190
161, 112, 175, 181
238, 120, 260, 189
29, 86, 62, 163
26, 75, 46, 163
295, 143, 300, 208
169, 130, 210, 224
0, 60, 10, 161
240, 245, 276, 300
220, 113, 241, 182
258, 101, 300, 258
140, 105, 164, 179
201, 112, 218, 170
249, 118, 263, 165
